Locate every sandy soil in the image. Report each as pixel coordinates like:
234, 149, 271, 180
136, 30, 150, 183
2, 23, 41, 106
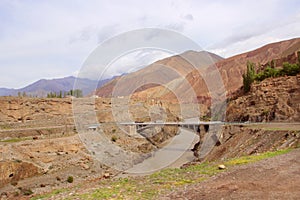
161, 148, 300, 200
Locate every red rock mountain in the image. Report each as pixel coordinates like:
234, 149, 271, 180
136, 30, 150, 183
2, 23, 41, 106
133, 38, 300, 104
95, 51, 223, 97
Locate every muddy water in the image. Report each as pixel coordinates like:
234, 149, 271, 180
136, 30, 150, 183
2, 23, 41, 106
124, 128, 197, 175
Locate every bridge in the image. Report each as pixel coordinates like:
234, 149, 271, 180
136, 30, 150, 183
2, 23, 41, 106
87, 121, 300, 136
118, 121, 249, 135
87, 121, 249, 133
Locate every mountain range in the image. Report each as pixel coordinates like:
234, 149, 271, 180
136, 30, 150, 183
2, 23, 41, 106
0, 76, 112, 97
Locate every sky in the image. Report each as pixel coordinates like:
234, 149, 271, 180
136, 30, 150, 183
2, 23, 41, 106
0, 0, 300, 88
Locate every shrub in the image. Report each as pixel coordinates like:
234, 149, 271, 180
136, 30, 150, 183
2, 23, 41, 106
263, 67, 280, 78
11, 180, 18, 186
21, 188, 33, 196
111, 135, 117, 142
67, 176, 74, 183
252, 61, 300, 83
254, 72, 265, 81
282, 62, 300, 76
13, 191, 19, 197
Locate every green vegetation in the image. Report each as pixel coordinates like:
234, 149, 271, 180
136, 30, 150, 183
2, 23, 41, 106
0, 124, 12, 130
243, 55, 300, 93
242, 61, 256, 93
31, 189, 69, 200
11, 180, 18, 186
111, 135, 118, 142
255, 62, 300, 81
281, 62, 300, 75
18, 91, 28, 97
16, 92, 38, 98
46, 89, 83, 98
225, 148, 291, 166
20, 188, 34, 196
1, 137, 29, 143
36, 148, 292, 200
200, 115, 211, 121
67, 176, 74, 183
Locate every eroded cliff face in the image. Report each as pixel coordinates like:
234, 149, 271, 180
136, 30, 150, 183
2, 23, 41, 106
226, 74, 300, 122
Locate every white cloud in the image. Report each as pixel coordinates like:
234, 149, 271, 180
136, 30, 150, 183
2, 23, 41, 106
78, 49, 172, 80
208, 11, 300, 57
0, 0, 300, 88
182, 14, 193, 21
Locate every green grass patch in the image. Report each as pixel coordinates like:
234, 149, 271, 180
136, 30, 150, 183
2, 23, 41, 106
0, 124, 12, 130
261, 127, 299, 131
245, 124, 300, 131
31, 188, 69, 200
0, 137, 29, 143
225, 148, 291, 166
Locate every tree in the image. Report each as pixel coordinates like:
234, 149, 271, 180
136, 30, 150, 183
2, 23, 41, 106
58, 91, 62, 98
46, 91, 58, 98
66, 89, 83, 98
270, 59, 276, 68
243, 61, 256, 93
73, 89, 83, 98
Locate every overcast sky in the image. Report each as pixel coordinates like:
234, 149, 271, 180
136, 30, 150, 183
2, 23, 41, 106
0, 0, 300, 88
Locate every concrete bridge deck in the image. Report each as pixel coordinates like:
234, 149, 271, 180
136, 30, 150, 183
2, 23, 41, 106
87, 121, 249, 132
119, 121, 248, 126
117, 121, 250, 136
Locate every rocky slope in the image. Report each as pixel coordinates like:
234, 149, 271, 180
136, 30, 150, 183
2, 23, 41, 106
0, 97, 73, 125
0, 135, 94, 188
202, 124, 300, 162
226, 74, 300, 122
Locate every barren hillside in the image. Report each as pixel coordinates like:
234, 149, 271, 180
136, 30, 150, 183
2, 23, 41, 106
133, 38, 300, 104
95, 51, 223, 97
